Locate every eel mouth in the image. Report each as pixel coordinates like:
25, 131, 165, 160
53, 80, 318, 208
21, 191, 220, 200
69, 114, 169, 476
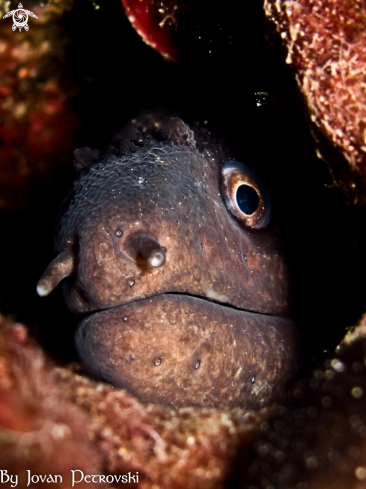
75, 293, 300, 410
86, 290, 292, 320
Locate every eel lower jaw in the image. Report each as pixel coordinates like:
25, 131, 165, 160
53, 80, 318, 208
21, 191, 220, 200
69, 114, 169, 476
75, 293, 300, 410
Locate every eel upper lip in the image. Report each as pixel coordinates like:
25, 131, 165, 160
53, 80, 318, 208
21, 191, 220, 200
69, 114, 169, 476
86, 291, 291, 320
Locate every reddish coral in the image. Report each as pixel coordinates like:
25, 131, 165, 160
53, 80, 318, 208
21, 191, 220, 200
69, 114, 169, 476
121, 0, 181, 61
0, 0, 79, 211
4, 312, 366, 489
264, 0, 366, 202
0, 315, 260, 488
3, 1, 366, 486
0, 318, 104, 489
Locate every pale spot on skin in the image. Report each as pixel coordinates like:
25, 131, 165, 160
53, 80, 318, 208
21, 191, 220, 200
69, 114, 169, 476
205, 289, 228, 303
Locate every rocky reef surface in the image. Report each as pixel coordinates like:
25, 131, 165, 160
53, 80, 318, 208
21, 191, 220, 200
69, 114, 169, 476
1, 0, 366, 487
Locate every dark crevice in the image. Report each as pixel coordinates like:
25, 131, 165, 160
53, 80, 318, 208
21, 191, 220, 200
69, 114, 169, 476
0, 0, 365, 370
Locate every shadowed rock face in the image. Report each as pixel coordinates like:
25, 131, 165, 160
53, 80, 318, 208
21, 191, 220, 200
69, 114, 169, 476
264, 0, 366, 204
2, 0, 366, 486
38, 111, 299, 409
242, 322, 366, 489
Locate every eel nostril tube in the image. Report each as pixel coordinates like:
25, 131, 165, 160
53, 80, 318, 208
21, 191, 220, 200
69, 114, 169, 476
36, 249, 75, 296
125, 233, 166, 268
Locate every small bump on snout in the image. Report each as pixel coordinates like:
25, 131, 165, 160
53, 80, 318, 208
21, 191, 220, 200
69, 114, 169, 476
123, 232, 166, 269
154, 358, 162, 366
195, 360, 200, 370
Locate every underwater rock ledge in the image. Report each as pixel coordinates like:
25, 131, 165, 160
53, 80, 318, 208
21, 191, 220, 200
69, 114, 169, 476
264, 0, 366, 203
0, 0, 78, 212
0, 314, 261, 489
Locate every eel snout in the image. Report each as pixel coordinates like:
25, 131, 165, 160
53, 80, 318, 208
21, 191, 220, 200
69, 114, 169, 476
36, 231, 166, 299
76, 294, 300, 410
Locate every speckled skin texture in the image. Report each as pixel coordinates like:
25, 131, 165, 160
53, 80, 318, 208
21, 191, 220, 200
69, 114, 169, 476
76, 295, 299, 409
42, 113, 299, 409
0, 315, 260, 489
3, 315, 366, 488
56, 122, 290, 316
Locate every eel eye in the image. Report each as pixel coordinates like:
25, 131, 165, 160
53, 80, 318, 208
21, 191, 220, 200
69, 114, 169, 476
220, 160, 271, 229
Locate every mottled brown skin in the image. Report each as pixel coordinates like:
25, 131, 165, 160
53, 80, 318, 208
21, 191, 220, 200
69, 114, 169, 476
55, 124, 290, 316
38, 112, 299, 409
76, 295, 299, 409
0, 315, 261, 489
3, 315, 366, 489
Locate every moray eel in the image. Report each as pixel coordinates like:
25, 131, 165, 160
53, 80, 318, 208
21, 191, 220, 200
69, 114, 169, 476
37, 110, 300, 410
